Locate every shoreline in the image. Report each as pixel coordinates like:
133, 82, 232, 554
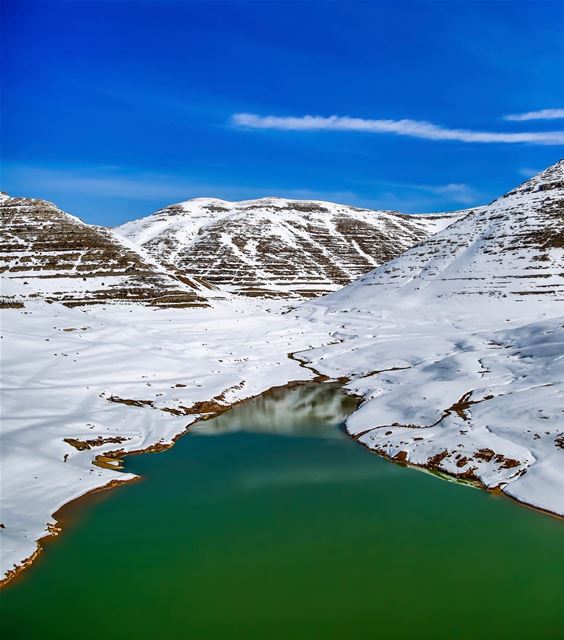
350, 431, 564, 522
0, 374, 332, 590
3, 367, 561, 589
0, 477, 139, 589
291, 350, 564, 522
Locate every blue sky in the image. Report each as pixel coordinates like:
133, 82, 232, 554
2, 0, 563, 226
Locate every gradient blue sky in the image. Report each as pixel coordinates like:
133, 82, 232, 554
2, 0, 564, 225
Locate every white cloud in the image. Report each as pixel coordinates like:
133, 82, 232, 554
232, 113, 564, 145
517, 167, 541, 178
5, 166, 201, 200
371, 180, 480, 206
417, 183, 478, 205
504, 108, 564, 121
2, 163, 489, 217
2, 163, 362, 209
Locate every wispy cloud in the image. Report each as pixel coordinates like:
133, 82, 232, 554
232, 113, 564, 145
3, 165, 205, 201
364, 181, 484, 210
427, 183, 476, 203
3, 163, 485, 217
354, 179, 483, 211
2, 163, 362, 209
2, 162, 489, 218
504, 108, 564, 121
380, 181, 480, 205
517, 167, 541, 178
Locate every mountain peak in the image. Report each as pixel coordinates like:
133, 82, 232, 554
505, 158, 564, 197
0, 197, 209, 308
312, 159, 563, 307
116, 197, 460, 298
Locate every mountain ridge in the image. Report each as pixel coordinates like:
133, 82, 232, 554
313, 159, 563, 305
296, 159, 564, 516
116, 196, 464, 298
1, 161, 563, 585
0, 196, 210, 308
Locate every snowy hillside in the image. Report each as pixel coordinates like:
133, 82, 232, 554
1, 162, 562, 587
324, 161, 563, 303
0, 294, 333, 585
116, 197, 460, 298
0, 196, 209, 308
297, 160, 564, 516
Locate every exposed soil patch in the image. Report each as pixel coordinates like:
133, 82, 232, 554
64, 436, 130, 451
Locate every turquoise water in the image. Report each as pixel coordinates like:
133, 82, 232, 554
1, 383, 563, 639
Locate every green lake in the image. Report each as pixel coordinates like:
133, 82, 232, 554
1, 383, 563, 639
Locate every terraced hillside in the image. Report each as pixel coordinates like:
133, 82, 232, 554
0, 195, 209, 308
116, 197, 460, 298
297, 160, 564, 516
333, 160, 564, 302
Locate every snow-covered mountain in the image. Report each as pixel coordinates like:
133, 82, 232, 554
116, 197, 460, 298
322, 160, 563, 304
1, 162, 562, 588
0, 196, 209, 308
297, 160, 564, 516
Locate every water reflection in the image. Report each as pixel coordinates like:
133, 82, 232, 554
236, 465, 399, 491
5, 380, 562, 640
191, 382, 358, 438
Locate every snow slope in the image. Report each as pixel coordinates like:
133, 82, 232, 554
1, 163, 562, 585
297, 160, 564, 515
0, 293, 332, 584
0, 196, 209, 308
1, 193, 457, 583
116, 197, 461, 298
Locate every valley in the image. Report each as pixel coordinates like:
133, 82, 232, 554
1, 160, 563, 587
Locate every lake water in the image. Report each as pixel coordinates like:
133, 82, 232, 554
2, 383, 563, 639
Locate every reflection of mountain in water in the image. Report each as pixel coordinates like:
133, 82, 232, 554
191, 383, 358, 438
